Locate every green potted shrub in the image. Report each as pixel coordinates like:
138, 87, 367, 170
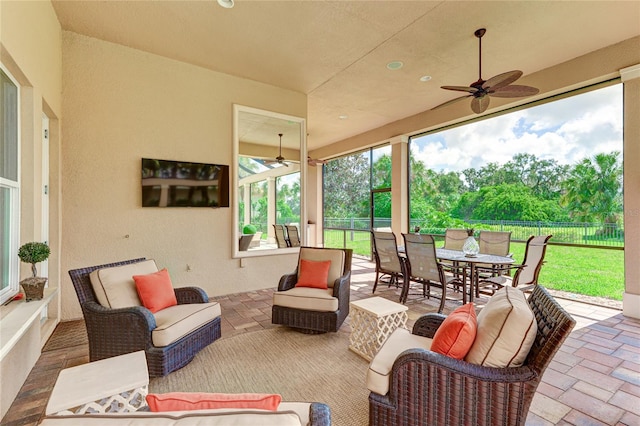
239, 224, 257, 251
18, 242, 50, 301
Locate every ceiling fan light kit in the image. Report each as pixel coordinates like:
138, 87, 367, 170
433, 28, 539, 114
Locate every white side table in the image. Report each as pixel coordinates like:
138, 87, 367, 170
46, 350, 149, 415
349, 297, 408, 361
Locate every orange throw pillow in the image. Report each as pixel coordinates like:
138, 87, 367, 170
133, 268, 177, 313
146, 392, 282, 412
295, 259, 331, 289
431, 303, 477, 359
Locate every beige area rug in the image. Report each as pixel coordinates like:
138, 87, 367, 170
150, 327, 370, 426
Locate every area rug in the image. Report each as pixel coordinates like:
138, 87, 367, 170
149, 327, 370, 426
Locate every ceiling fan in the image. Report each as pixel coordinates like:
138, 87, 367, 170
264, 133, 289, 167
433, 28, 539, 114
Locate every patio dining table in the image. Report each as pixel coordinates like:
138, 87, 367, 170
435, 248, 516, 303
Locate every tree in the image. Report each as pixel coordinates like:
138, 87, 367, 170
561, 151, 622, 225
324, 153, 370, 220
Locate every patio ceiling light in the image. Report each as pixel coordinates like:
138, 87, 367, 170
217, 0, 234, 9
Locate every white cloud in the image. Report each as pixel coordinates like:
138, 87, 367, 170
412, 84, 622, 172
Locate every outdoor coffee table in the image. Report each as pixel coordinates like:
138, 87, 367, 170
46, 350, 149, 415
349, 296, 408, 361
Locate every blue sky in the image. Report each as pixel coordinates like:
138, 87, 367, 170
410, 84, 623, 173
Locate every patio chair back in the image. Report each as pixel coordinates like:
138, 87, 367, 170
371, 231, 403, 274
273, 224, 290, 248
286, 225, 301, 247
443, 228, 469, 251
402, 233, 441, 282
479, 231, 511, 256
515, 234, 552, 287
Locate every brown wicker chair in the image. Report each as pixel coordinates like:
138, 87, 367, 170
272, 247, 352, 334
68, 258, 221, 377
368, 285, 575, 426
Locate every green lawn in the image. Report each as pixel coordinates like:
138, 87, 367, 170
324, 230, 624, 300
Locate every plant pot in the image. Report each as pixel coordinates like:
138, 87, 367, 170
20, 277, 47, 302
239, 234, 254, 251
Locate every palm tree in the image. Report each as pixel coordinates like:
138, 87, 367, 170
561, 151, 622, 229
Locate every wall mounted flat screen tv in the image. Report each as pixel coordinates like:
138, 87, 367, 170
141, 158, 229, 208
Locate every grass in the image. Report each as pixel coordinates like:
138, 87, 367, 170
324, 229, 624, 300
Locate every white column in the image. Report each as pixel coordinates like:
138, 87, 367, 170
621, 64, 640, 319
391, 135, 409, 245
267, 177, 276, 241
243, 183, 251, 228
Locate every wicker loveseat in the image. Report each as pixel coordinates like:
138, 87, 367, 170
68, 258, 221, 377
368, 285, 576, 426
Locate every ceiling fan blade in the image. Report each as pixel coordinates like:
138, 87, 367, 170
489, 85, 540, 98
308, 157, 327, 166
441, 85, 477, 93
482, 70, 522, 91
431, 94, 473, 110
471, 96, 490, 114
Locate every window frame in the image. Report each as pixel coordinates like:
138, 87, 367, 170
0, 64, 20, 305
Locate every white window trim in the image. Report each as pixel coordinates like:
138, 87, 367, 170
0, 64, 21, 305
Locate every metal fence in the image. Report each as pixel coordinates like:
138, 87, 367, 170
324, 217, 623, 255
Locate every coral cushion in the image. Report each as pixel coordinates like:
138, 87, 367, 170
430, 303, 477, 359
133, 268, 177, 313
295, 259, 331, 289
146, 392, 282, 412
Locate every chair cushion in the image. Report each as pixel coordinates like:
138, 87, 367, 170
295, 259, 331, 289
146, 392, 282, 412
465, 286, 537, 367
272, 287, 338, 312
133, 268, 178, 313
89, 260, 158, 308
298, 248, 345, 288
152, 302, 221, 347
367, 328, 432, 396
431, 303, 477, 359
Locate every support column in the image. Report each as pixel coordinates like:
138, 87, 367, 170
243, 183, 251, 228
267, 177, 276, 241
391, 135, 409, 245
621, 64, 640, 319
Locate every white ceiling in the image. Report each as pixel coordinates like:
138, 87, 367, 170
51, 1, 640, 151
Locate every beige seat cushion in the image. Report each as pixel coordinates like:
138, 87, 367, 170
89, 260, 158, 308
298, 248, 345, 288
39, 410, 302, 425
152, 302, 222, 347
366, 328, 432, 396
465, 286, 537, 367
272, 287, 338, 312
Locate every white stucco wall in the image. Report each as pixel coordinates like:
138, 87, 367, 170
60, 31, 306, 320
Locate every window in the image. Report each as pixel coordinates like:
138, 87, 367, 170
0, 67, 20, 304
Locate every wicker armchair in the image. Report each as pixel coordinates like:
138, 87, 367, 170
68, 258, 221, 377
272, 247, 352, 334
369, 285, 576, 426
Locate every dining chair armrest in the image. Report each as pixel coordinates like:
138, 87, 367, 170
412, 313, 446, 338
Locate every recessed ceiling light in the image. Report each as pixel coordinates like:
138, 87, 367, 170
217, 0, 234, 8
338, 115, 348, 120
386, 61, 404, 70
420, 75, 432, 82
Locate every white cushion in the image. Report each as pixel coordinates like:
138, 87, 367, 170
39, 410, 302, 425
465, 286, 537, 367
272, 287, 338, 312
152, 302, 222, 347
366, 328, 432, 396
89, 260, 158, 308
298, 248, 345, 288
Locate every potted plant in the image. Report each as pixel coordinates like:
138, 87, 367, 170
18, 242, 50, 301
239, 224, 257, 251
